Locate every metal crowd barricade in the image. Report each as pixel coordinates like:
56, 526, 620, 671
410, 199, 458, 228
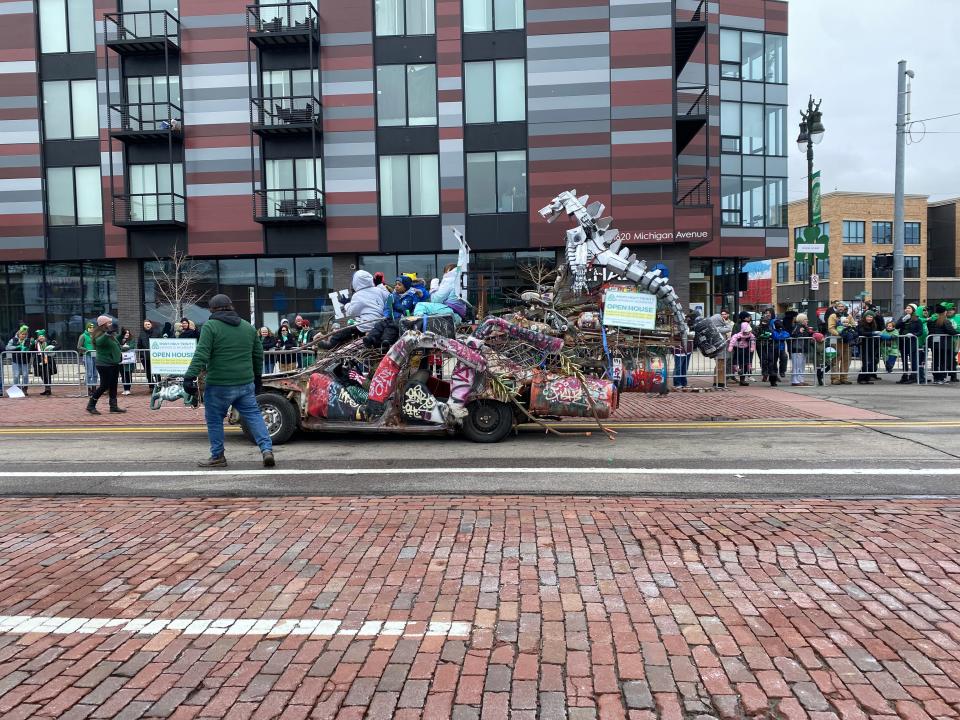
1, 350, 85, 396
263, 348, 316, 376
927, 334, 959, 384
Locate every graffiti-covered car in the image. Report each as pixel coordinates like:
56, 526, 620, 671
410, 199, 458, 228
235, 317, 618, 444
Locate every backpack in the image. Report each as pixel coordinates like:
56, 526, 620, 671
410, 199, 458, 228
693, 316, 725, 359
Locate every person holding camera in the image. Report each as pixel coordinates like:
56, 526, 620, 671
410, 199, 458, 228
86, 315, 126, 415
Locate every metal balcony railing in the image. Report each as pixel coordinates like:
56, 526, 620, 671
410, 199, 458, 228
113, 192, 186, 226
110, 101, 183, 135
675, 177, 710, 208
254, 188, 325, 222
104, 10, 180, 50
677, 85, 708, 117
677, 0, 706, 23
247, 2, 319, 36
251, 95, 321, 130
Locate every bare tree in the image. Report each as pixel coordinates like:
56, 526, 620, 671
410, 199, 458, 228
149, 249, 207, 327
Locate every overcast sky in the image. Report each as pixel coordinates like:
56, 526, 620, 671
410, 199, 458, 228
788, 1, 960, 202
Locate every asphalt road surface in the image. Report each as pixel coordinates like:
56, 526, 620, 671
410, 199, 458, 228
2, 418, 959, 497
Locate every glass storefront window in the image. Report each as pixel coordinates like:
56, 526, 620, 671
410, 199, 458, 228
43, 263, 82, 304
359, 255, 399, 282
742, 176, 764, 227
765, 35, 786, 84
741, 32, 764, 81
398, 254, 437, 284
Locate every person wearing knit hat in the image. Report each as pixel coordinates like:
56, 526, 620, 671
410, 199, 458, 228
77, 322, 98, 395
943, 302, 960, 382
928, 301, 959, 384
32, 329, 57, 396
5, 324, 33, 394
895, 303, 926, 384
86, 316, 125, 415
182, 293, 275, 468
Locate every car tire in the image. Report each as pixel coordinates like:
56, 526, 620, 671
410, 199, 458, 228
241, 393, 298, 445
462, 400, 514, 443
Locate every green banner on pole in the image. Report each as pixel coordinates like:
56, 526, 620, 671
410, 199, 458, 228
811, 170, 822, 224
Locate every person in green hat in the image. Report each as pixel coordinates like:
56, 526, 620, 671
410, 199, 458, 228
77, 322, 99, 397
943, 302, 959, 382
5, 324, 33, 394
928, 303, 958, 384
32, 329, 58, 395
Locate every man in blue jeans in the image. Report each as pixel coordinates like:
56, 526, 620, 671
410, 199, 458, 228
183, 294, 275, 468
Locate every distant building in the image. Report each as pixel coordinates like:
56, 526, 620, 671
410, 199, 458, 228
772, 192, 960, 314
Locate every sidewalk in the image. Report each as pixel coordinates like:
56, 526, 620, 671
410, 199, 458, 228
0, 383, 903, 428
0, 496, 958, 719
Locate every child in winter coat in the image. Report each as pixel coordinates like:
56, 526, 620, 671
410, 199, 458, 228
727, 322, 757, 386
880, 321, 900, 374
763, 318, 791, 387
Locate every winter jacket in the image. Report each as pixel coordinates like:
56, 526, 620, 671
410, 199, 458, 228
261, 334, 278, 353
858, 316, 884, 344
768, 320, 790, 351
344, 270, 387, 332
138, 325, 161, 352
727, 330, 757, 352
880, 328, 900, 358
927, 317, 958, 338
6, 334, 34, 364
184, 310, 263, 386
93, 331, 122, 367
178, 326, 200, 340
32, 340, 58, 375
707, 314, 734, 360
275, 331, 297, 351
789, 324, 815, 353
119, 336, 137, 364
384, 289, 420, 320
827, 312, 856, 341
895, 313, 923, 340
77, 330, 95, 356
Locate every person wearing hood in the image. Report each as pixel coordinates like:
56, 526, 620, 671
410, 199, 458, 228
6, 324, 33, 394
763, 317, 790, 387
364, 275, 418, 348
182, 294, 274, 468
895, 303, 923, 383
928, 303, 958, 384
87, 315, 125, 415
727, 321, 756, 386
857, 310, 884, 384
316, 270, 386, 350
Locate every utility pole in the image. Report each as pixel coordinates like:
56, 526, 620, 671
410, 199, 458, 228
796, 96, 825, 319
892, 60, 913, 314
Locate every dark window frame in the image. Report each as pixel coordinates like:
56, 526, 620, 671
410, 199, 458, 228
776, 261, 788, 284
465, 149, 527, 215
374, 0, 437, 37
904, 221, 921, 245
378, 153, 440, 218
462, 0, 525, 32
872, 220, 893, 244
842, 220, 865, 244
46, 165, 102, 227
375, 62, 439, 128
842, 255, 865, 279
463, 58, 527, 125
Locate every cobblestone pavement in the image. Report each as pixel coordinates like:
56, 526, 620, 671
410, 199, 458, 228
0, 497, 959, 719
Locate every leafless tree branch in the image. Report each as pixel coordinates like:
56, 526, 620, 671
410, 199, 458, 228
149, 249, 208, 327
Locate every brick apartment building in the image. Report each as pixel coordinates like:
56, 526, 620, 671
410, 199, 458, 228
772, 192, 960, 314
0, 0, 787, 346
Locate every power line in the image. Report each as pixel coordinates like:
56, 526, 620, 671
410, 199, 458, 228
908, 111, 960, 123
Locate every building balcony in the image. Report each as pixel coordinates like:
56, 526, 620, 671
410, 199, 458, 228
254, 188, 325, 223
675, 84, 708, 154
674, 0, 706, 71
247, 3, 320, 46
675, 176, 710, 208
109, 102, 183, 142
113, 193, 186, 228
104, 11, 180, 55
251, 95, 322, 135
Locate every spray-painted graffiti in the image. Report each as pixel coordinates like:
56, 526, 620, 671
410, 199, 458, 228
529, 374, 616, 418
473, 317, 565, 355
368, 357, 401, 403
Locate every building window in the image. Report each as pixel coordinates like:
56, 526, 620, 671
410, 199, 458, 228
794, 259, 809, 283
375, 0, 435, 36
39, 0, 95, 53
376, 64, 437, 127
905, 256, 921, 278
741, 31, 764, 81
125, 75, 181, 130
765, 105, 786, 156
721, 176, 741, 226
776, 262, 788, 284
816, 256, 830, 279
794, 222, 829, 239
720, 102, 740, 153
904, 221, 920, 245
765, 35, 786, 84
263, 158, 323, 217
463, 0, 523, 31
765, 177, 785, 227
128, 163, 184, 222
872, 220, 892, 244
843, 220, 865, 244
379, 154, 439, 216
46, 166, 102, 226
42, 80, 98, 140
720, 29, 740, 78
466, 150, 527, 214
742, 103, 763, 155
843, 256, 865, 279
464, 59, 525, 123
262, 69, 318, 104
742, 176, 764, 227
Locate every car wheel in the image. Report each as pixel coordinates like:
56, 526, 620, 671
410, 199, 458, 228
241, 393, 298, 445
462, 400, 514, 443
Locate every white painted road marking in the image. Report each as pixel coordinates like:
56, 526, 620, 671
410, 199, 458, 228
0, 467, 955, 478
0, 615, 471, 639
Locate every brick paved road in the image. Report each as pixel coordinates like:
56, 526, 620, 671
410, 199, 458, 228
1, 497, 958, 719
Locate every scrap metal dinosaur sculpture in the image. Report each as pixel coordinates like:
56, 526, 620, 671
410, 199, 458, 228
539, 190, 688, 337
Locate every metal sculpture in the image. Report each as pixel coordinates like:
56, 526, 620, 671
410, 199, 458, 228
539, 190, 688, 336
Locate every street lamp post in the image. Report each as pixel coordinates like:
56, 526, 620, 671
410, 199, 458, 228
796, 96, 825, 320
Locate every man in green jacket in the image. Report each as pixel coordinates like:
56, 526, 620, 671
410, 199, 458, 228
183, 294, 275, 468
